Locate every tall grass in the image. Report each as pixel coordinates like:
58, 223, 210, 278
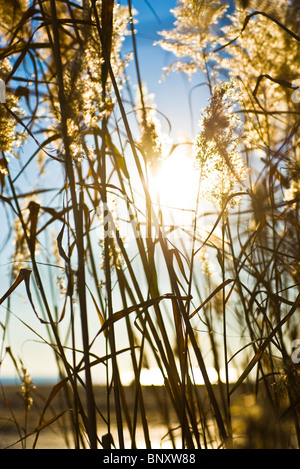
0, 0, 300, 449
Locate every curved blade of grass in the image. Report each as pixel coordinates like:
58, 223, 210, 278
32, 345, 138, 448
230, 292, 300, 395
6, 409, 70, 449
189, 279, 234, 319
99, 294, 191, 333
214, 10, 300, 53
0, 268, 47, 324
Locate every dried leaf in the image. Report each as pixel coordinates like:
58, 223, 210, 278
172, 248, 189, 284
57, 223, 70, 264
89, 288, 106, 336
0, 269, 46, 324
27, 200, 40, 256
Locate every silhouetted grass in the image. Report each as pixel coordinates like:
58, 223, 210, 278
0, 0, 299, 449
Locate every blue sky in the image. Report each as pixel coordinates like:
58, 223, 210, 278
120, 0, 208, 140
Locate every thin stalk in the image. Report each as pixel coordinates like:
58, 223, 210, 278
49, 0, 97, 448
92, 1, 227, 445
159, 232, 229, 446
221, 209, 232, 440
4, 155, 91, 448
101, 126, 125, 448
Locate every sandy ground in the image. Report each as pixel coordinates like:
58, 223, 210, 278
0, 383, 198, 449
3, 381, 293, 449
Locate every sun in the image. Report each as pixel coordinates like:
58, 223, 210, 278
149, 151, 199, 211
148, 150, 200, 240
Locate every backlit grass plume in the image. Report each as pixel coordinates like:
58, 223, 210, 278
194, 81, 246, 205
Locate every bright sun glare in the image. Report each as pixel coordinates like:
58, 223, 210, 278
120, 367, 238, 387
150, 151, 198, 209
149, 151, 200, 239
